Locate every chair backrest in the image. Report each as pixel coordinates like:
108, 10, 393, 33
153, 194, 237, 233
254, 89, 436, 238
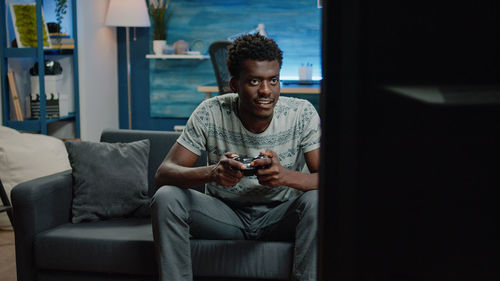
209, 41, 233, 95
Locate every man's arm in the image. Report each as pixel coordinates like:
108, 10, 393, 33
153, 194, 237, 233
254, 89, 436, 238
254, 148, 320, 191
155, 142, 247, 189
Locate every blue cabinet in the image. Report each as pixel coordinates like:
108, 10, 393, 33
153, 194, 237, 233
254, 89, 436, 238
0, 0, 79, 137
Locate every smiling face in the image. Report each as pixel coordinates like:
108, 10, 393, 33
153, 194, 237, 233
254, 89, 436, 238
230, 59, 281, 133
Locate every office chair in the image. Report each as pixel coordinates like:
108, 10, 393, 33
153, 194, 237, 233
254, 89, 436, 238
208, 41, 233, 95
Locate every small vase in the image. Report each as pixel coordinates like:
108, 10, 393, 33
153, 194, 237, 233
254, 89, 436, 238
153, 40, 166, 55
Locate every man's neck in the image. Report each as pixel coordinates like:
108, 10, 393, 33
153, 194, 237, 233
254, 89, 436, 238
242, 118, 272, 134
236, 105, 273, 134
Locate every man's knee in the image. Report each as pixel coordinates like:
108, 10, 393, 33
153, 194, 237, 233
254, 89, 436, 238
297, 190, 318, 224
298, 190, 318, 209
151, 185, 189, 211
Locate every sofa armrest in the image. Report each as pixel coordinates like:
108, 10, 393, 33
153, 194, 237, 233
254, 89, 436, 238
11, 170, 73, 281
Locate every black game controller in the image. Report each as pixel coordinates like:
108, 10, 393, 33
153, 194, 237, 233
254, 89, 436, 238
234, 154, 270, 176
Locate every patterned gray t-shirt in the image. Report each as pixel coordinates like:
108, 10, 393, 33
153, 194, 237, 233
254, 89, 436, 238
177, 93, 321, 205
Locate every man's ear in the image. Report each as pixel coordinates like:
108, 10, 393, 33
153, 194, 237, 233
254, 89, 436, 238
229, 78, 238, 93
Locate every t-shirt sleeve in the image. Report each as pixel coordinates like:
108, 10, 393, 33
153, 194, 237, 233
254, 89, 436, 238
176, 101, 208, 156
300, 101, 321, 153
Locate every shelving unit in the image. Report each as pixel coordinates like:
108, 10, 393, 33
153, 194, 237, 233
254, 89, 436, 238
146, 54, 209, 60
0, 0, 80, 137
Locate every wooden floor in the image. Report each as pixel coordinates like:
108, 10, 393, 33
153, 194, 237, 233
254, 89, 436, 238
0, 230, 16, 281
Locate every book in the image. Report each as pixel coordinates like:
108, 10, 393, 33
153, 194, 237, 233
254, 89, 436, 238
50, 37, 74, 49
7, 72, 23, 121
50, 44, 75, 49
50, 38, 74, 45
49, 32, 70, 38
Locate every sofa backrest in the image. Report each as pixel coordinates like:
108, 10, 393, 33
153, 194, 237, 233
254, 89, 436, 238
100, 129, 207, 196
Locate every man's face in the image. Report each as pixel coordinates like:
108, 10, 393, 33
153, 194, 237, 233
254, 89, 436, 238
231, 59, 281, 122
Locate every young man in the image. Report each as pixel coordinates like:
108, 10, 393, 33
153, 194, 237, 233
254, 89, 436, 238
152, 34, 321, 281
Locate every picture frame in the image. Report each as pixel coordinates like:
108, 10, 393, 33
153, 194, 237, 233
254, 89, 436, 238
9, 3, 51, 48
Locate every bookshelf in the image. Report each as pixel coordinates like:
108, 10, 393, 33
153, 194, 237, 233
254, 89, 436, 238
0, 0, 80, 137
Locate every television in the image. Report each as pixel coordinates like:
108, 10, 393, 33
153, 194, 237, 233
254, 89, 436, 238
319, 1, 500, 280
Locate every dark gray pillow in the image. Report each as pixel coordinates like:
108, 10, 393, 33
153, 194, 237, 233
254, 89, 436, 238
65, 139, 150, 223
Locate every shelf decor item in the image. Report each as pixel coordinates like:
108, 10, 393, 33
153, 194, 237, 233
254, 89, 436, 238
7, 72, 24, 121
46, 0, 73, 49
153, 40, 166, 55
29, 60, 67, 119
54, 0, 68, 31
52, 0, 68, 45
9, 3, 51, 48
105, 0, 150, 129
149, 0, 170, 55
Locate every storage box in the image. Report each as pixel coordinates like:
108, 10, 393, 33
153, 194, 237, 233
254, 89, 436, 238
30, 74, 71, 118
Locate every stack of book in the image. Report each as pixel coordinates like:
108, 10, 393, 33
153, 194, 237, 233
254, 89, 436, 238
50, 33, 74, 49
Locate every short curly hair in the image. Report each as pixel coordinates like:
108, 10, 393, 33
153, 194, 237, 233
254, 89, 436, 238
227, 34, 283, 79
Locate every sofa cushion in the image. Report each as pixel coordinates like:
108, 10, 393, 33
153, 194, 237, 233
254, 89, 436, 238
34, 219, 156, 275
100, 129, 208, 196
35, 219, 293, 279
191, 240, 293, 280
0, 126, 71, 229
65, 140, 150, 223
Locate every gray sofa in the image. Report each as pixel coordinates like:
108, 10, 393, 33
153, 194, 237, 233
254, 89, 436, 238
11, 129, 293, 281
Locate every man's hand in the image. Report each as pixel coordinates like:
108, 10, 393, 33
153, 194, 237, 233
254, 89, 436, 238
211, 152, 245, 187
253, 149, 288, 187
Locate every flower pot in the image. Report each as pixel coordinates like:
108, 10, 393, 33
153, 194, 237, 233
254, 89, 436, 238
153, 40, 166, 55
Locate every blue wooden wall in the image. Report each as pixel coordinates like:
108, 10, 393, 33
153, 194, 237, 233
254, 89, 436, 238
120, 0, 321, 129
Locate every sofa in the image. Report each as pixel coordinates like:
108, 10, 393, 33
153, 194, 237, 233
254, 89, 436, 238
11, 129, 294, 281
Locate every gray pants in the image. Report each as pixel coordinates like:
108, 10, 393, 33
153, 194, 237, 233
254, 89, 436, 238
151, 186, 318, 281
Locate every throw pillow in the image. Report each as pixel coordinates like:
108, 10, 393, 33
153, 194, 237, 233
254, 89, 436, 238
65, 139, 150, 223
0, 126, 71, 229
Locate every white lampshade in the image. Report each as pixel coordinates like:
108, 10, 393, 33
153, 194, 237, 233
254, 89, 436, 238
105, 0, 151, 27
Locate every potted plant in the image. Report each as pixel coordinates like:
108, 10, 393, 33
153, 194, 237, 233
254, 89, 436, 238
52, 0, 67, 48
55, 0, 67, 33
149, 0, 170, 55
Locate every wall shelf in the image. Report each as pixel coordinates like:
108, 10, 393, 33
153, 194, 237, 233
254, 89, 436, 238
4, 48, 38, 57
4, 48, 74, 58
4, 119, 43, 132
146, 54, 209, 60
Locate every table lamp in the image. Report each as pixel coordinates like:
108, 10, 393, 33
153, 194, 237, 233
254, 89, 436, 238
105, 0, 150, 129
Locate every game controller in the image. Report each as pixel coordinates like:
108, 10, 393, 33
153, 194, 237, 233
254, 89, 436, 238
233, 154, 270, 176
